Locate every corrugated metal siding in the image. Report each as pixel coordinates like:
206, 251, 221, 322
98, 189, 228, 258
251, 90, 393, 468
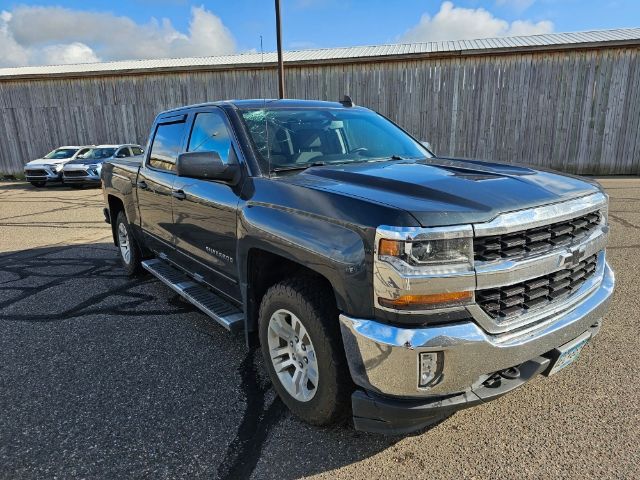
0, 30, 639, 175
0, 27, 638, 79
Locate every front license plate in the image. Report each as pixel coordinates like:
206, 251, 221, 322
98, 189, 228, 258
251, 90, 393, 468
548, 332, 591, 376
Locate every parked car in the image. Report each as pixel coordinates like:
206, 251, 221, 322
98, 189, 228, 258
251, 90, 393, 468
24, 145, 94, 187
101, 99, 614, 434
63, 144, 144, 187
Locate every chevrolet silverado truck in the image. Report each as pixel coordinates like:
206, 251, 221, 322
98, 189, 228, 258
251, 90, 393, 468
101, 99, 614, 434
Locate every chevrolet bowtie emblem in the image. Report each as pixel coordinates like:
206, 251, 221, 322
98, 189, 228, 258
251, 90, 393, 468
560, 245, 586, 268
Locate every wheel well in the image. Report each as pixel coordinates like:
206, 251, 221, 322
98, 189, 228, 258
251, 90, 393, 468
245, 249, 337, 344
107, 195, 125, 246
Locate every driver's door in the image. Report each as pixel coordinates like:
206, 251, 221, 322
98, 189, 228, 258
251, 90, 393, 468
171, 108, 243, 301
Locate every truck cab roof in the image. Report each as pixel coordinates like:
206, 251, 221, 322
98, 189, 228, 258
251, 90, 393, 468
160, 98, 362, 116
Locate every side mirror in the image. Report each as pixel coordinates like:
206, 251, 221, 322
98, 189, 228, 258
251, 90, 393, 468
176, 150, 240, 183
115, 153, 126, 158
420, 141, 433, 153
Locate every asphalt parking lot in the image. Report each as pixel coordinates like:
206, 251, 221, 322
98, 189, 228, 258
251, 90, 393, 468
0, 179, 638, 479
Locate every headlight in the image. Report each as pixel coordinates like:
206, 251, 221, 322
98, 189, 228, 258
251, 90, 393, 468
374, 225, 475, 312
379, 237, 472, 271
377, 226, 473, 275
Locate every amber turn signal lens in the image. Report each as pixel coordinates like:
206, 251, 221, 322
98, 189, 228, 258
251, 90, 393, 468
379, 239, 402, 257
379, 291, 473, 310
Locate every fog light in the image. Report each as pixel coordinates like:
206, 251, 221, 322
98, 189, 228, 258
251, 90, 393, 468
418, 352, 442, 388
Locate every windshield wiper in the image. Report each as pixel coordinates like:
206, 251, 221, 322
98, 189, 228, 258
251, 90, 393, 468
271, 156, 419, 173
271, 161, 327, 173
358, 155, 418, 163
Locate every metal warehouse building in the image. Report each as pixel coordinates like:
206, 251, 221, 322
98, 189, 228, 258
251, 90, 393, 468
0, 28, 639, 175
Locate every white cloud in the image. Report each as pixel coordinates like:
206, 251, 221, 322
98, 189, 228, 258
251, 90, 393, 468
399, 1, 553, 43
41, 42, 101, 65
0, 5, 236, 68
0, 11, 30, 67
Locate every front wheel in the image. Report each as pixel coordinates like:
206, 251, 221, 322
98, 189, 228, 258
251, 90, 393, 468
259, 276, 352, 426
115, 211, 142, 276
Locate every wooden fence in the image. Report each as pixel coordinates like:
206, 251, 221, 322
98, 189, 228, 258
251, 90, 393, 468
0, 45, 638, 174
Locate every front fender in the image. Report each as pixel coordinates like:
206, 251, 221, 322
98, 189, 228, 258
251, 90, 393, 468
238, 204, 372, 316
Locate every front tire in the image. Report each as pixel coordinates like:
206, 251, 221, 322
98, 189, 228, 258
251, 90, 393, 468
258, 276, 352, 426
115, 211, 142, 276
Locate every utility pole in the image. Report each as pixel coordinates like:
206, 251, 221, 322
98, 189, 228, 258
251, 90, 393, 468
275, 0, 285, 99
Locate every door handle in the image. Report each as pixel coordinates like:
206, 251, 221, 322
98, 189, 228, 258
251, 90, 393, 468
172, 189, 186, 200
137, 180, 148, 190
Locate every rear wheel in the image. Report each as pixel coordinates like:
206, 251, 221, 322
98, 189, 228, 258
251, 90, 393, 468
30, 181, 46, 188
259, 276, 352, 426
115, 211, 142, 276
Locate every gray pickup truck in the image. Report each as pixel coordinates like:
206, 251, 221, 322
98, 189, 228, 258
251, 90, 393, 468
101, 99, 614, 434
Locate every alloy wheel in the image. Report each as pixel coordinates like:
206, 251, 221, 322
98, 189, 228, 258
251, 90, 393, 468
118, 222, 131, 265
267, 309, 319, 402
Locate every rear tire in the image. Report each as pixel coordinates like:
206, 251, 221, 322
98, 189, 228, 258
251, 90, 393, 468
115, 211, 142, 276
30, 181, 46, 188
258, 276, 352, 426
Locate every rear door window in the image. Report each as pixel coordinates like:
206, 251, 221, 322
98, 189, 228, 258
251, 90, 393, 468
149, 120, 187, 171
131, 146, 144, 156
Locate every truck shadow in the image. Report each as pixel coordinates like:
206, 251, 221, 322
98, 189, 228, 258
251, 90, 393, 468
0, 242, 427, 479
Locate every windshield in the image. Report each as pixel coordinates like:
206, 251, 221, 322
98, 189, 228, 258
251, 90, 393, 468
44, 148, 78, 159
84, 148, 117, 160
240, 107, 431, 172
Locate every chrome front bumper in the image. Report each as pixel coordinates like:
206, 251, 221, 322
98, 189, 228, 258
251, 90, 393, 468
340, 261, 614, 398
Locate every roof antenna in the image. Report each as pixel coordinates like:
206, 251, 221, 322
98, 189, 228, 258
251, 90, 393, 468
339, 95, 354, 107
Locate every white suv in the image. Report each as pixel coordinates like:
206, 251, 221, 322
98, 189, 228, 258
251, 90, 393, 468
24, 146, 94, 187
62, 144, 144, 187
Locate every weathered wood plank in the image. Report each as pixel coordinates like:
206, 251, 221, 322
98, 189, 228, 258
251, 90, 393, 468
0, 46, 638, 174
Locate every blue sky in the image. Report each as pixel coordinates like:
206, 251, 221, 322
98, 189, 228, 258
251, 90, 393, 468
1, 1, 638, 67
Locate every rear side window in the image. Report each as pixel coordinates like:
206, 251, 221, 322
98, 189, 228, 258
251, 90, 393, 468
149, 121, 187, 171
116, 148, 131, 158
187, 111, 232, 163
131, 146, 144, 156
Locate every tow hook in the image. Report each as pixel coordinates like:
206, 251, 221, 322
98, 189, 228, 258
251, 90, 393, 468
500, 366, 521, 380
483, 366, 521, 388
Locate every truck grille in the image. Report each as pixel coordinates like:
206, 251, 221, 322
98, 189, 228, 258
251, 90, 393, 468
25, 169, 48, 176
474, 212, 601, 262
63, 170, 88, 177
476, 253, 598, 320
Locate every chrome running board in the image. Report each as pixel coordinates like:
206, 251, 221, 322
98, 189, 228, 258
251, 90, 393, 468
142, 258, 244, 333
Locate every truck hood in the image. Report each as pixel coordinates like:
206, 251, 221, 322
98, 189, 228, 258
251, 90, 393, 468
282, 158, 601, 227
